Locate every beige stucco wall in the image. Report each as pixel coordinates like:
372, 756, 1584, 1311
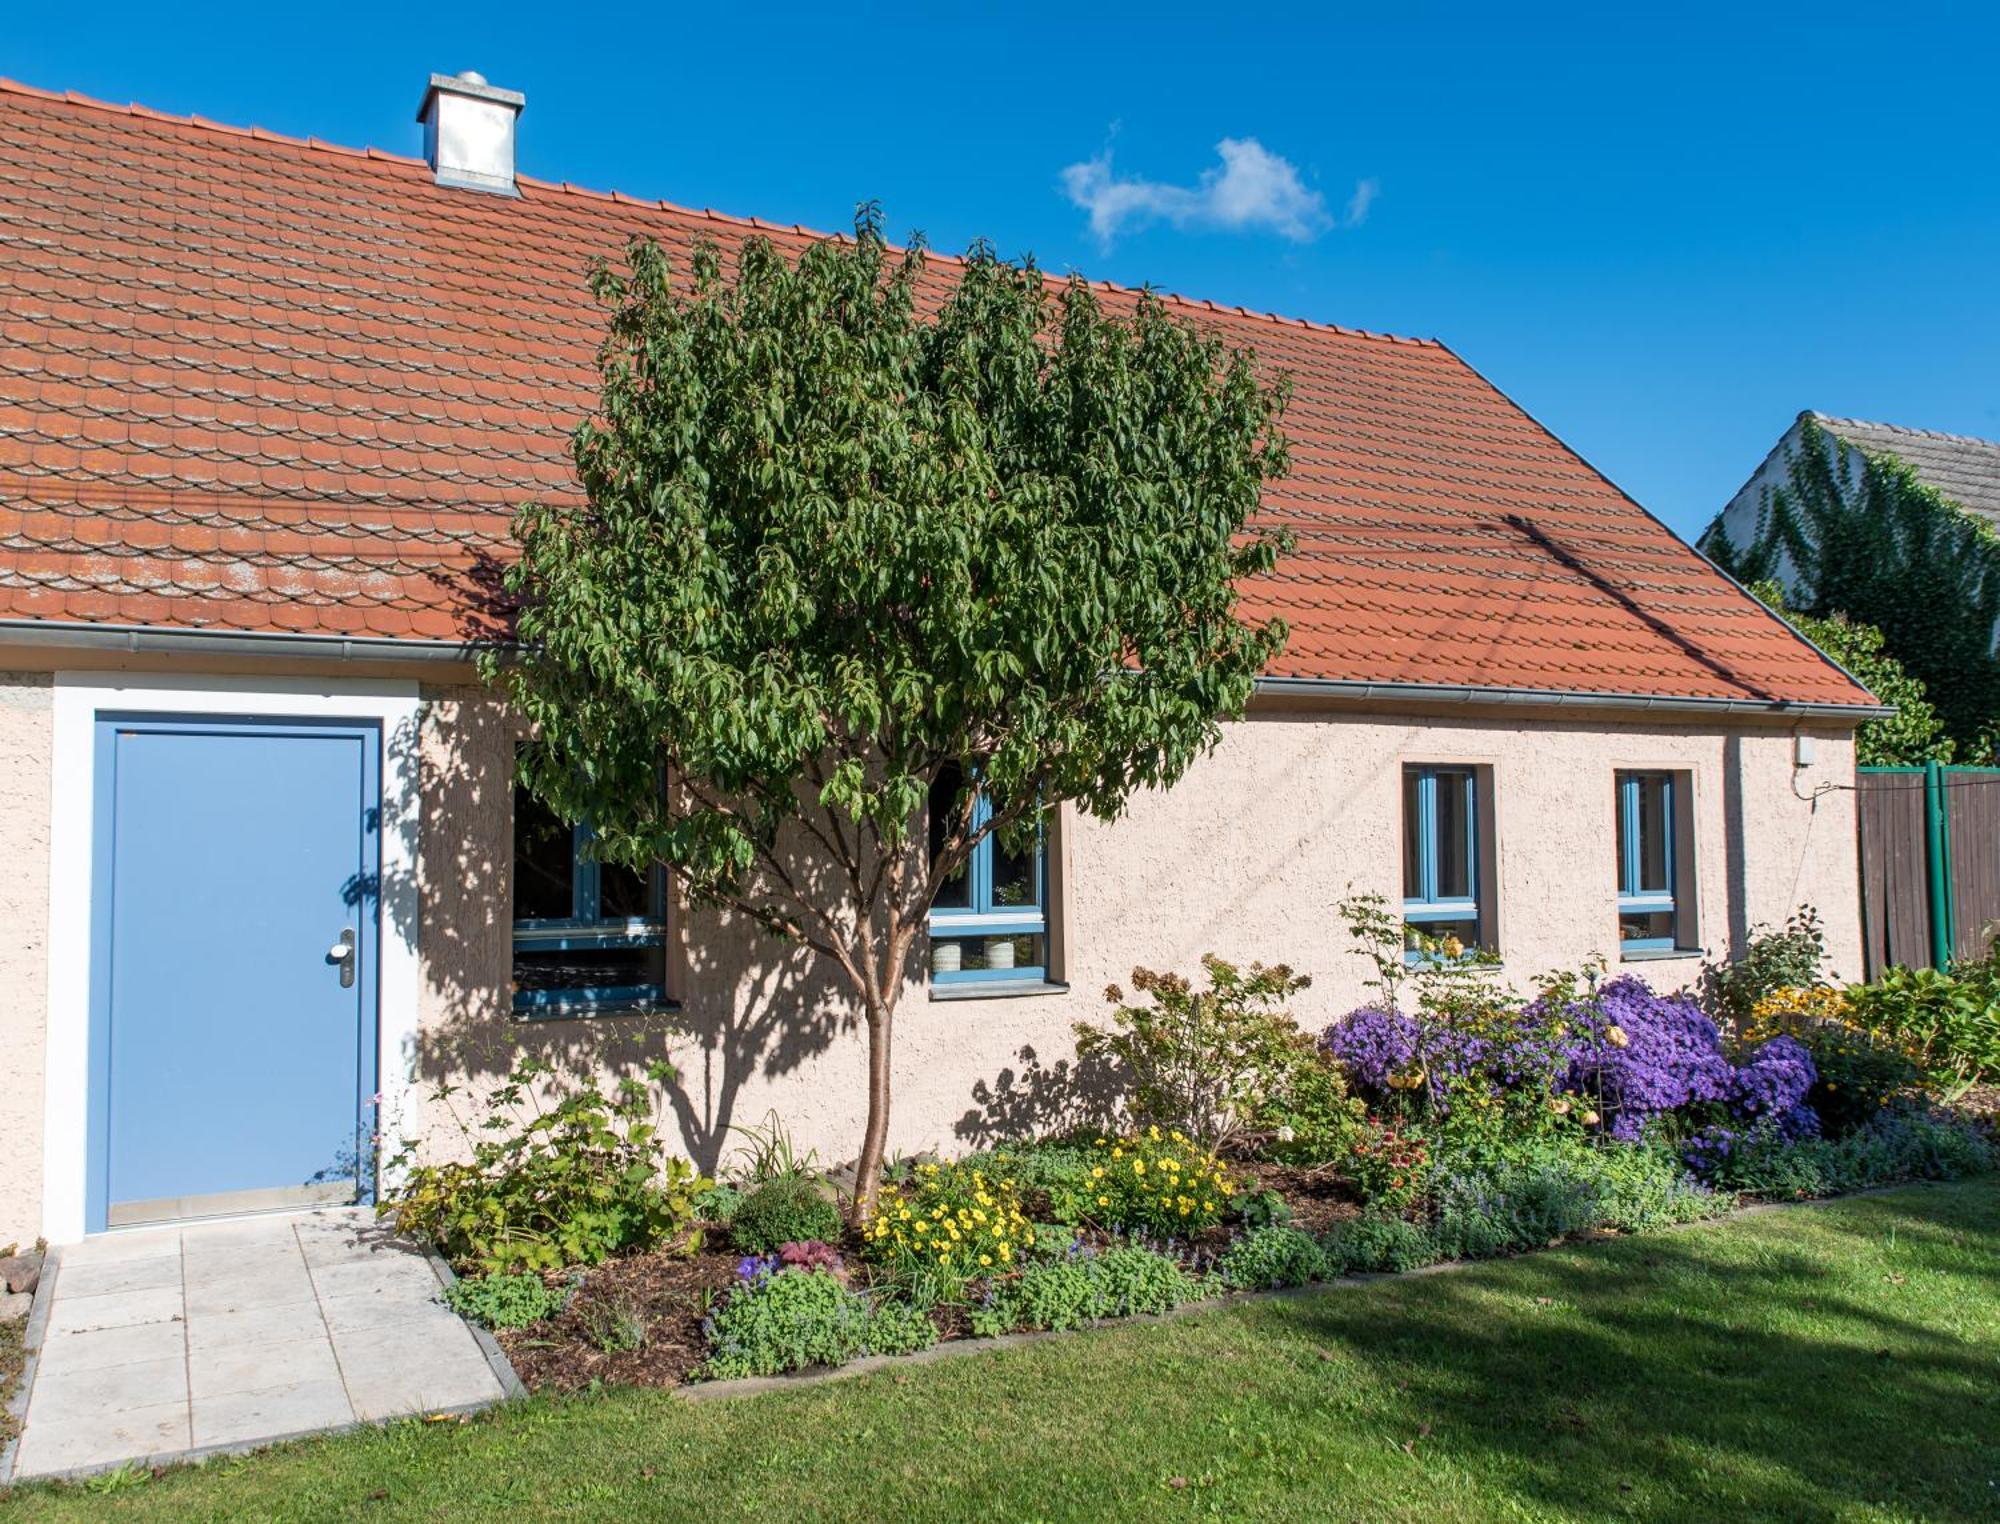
404, 688, 1864, 1177
0, 658, 1868, 1239
0, 673, 53, 1249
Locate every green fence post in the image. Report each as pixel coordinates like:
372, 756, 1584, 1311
1924, 759, 1952, 968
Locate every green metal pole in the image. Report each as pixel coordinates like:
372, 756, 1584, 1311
1924, 759, 1952, 968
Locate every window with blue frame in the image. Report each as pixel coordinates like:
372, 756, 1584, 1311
1403, 764, 1483, 955
511, 783, 668, 1014
927, 764, 1047, 986
1615, 770, 1681, 952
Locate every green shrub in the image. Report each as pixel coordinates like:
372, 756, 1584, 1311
730, 1177, 843, 1254
442, 1271, 566, 1329
969, 1245, 1212, 1336
1258, 1045, 1366, 1166
1077, 957, 1352, 1152
1428, 1137, 1723, 1262
1216, 1224, 1331, 1290
1697, 1111, 1995, 1196
1845, 963, 2000, 1099
697, 1266, 934, 1380
379, 1056, 708, 1274
1699, 909, 1827, 1028
1573, 1140, 1731, 1230
1323, 1211, 1438, 1274
694, 1183, 744, 1223
1229, 1188, 1292, 1230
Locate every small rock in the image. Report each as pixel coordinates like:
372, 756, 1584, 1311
0, 1290, 31, 1322
0, 1254, 39, 1295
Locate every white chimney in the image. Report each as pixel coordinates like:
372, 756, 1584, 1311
416, 71, 525, 196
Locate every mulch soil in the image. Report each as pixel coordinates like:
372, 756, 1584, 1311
495, 1165, 1367, 1395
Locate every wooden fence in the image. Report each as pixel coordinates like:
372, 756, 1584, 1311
1856, 764, 2000, 977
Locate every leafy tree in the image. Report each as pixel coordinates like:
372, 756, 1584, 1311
493, 211, 1292, 1217
1701, 416, 2000, 759
1746, 581, 1954, 765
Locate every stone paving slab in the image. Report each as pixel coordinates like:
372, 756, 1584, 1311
6, 1207, 517, 1483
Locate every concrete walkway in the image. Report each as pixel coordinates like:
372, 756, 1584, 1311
8, 1208, 513, 1482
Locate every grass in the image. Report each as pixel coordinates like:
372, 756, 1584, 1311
9, 1181, 1999, 1521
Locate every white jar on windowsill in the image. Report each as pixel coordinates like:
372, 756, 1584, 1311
932, 941, 962, 975
984, 937, 1016, 971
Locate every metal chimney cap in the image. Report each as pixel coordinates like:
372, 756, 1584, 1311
413, 70, 525, 123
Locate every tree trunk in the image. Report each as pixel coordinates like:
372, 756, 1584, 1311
851, 989, 895, 1222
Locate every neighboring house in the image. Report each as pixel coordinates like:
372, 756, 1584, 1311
1700, 411, 2000, 755
0, 74, 1884, 1248
1707, 412, 2000, 578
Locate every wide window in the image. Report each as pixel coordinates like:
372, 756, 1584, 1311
512, 783, 667, 1015
1403, 764, 1482, 955
927, 764, 1047, 986
1615, 770, 1682, 953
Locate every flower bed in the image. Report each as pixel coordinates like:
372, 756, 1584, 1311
390, 915, 1999, 1396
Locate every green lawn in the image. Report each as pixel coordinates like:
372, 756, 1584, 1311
12, 1182, 1999, 1522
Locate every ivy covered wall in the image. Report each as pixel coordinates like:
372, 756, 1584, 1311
1701, 416, 2000, 762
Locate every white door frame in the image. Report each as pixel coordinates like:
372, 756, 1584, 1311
44, 672, 424, 1243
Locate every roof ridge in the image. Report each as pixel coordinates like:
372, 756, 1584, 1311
0, 74, 1442, 352
1809, 411, 2000, 453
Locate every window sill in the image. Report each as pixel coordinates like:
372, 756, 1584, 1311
929, 978, 1071, 1003
510, 997, 682, 1023
1619, 947, 1702, 964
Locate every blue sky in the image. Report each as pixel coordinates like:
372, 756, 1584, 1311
9, 2, 1997, 542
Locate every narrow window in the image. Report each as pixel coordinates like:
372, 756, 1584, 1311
927, 763, 1047, 985
511, 783, 667, 1015
1615, 770, 1683, 953
1402, 765, 1482, 956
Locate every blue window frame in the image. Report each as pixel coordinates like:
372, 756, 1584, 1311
1403, 765, 1481, 957
928, 766, 1047, 986
512, 783, 668, 1016
1615, 771, 1680, 952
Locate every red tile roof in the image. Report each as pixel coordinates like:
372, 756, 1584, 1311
0, 80, 1876, 709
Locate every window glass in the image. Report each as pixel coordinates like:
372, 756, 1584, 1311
512, 943, 663, 998
513, 784, 575, 922
512, 774, 667, 1013
1634, 774, 1669, 894
1402, 769, 1423, 898
928, 766, 972, 911
1433, 769, 1472, 901
1404, 917, 1480, 954
598, 860, 653, 920
927, 763, 1049, 984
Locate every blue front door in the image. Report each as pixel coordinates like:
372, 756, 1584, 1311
88, 716, 380, 1231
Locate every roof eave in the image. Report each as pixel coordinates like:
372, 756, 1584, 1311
0, 619, 486, 666
1254, 675, 1893, 723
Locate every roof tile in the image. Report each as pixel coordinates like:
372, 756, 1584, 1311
0, 79, 1873, 707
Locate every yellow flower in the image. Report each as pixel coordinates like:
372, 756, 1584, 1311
1097, 1194, 1110, 1207
1132, 1160, 1146, 1176
997, 1242, 1012, 1262
1149, 1124, 1161, 1140
1091, 1167, 1105, 1180
979, 1254, 993, 1267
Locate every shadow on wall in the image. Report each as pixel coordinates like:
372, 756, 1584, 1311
385, 688, 1102, 1176
953, 1044, 1123, 1150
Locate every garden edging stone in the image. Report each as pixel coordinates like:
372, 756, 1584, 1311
0, 1241, 64, 1488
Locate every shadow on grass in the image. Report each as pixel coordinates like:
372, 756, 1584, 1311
1246, 1187, 2000, 1522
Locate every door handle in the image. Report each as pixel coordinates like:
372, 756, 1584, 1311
327, 929, 357, 989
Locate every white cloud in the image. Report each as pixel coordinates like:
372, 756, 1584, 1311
1061, 138, 1361, 246
1344, 176, 1380, 228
